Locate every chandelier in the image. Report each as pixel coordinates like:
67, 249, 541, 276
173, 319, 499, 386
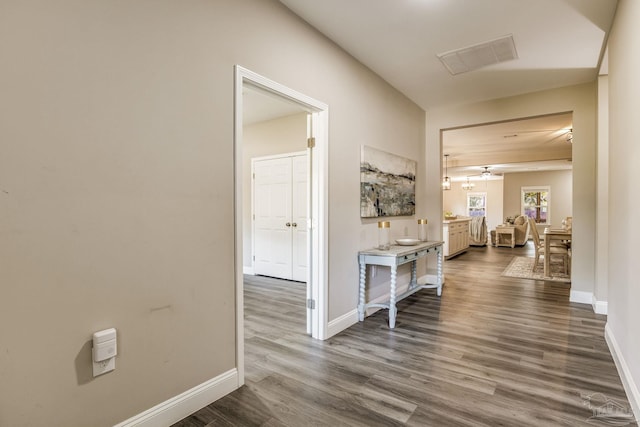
462, 177, 475, 191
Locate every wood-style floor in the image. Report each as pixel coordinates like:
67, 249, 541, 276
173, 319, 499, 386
173, 243, 637, 426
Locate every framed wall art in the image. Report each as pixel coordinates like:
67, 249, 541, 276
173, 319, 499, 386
360, 145, 416, 218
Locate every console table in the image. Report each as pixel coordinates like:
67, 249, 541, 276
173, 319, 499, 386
357, 241, 444, 328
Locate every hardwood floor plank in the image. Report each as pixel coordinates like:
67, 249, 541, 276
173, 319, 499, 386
174, 244, 637, 426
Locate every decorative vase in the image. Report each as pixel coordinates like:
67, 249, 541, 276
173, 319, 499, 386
418, 218, 428, 241
378, 221, 390, 250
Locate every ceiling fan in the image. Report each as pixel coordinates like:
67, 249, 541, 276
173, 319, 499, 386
465, 166, 501, 179
503, 128, 573, 143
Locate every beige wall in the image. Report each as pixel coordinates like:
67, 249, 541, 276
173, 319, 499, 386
242, 113, 308, 269
503, 170, 573, 236
607, 0, 640, 414
0, 1, 425, 425
427, 83, 596, 297
443, 179, 504, 232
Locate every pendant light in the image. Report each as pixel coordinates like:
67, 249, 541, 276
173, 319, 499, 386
442, 154, 451, 190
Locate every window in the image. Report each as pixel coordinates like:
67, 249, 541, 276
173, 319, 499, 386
467, 192, 487, 217
521, 186, 550, 224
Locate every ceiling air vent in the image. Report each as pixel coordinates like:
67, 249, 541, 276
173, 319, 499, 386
437, 34, 518, 76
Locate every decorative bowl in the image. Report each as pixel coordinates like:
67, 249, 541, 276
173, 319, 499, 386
395, 238, 420, 246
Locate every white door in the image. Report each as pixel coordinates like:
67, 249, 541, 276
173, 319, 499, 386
253, 153, 307, 281
254, 157, 293, 279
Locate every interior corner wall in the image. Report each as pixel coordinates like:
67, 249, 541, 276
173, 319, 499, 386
242, 113, 308, 270
0, 1, 425, 426
595, 75, 609, 308
426, 82, 597, 298
502, 170, 573, 236
606, 0, 640, 416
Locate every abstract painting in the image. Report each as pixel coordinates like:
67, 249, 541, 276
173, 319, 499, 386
360, 145, 416, 218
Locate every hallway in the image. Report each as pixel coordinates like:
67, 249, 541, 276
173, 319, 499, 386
174, 244, 635, 426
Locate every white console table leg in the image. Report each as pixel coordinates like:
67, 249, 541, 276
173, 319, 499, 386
357, 258, 366, 321
389, 265, 398, 328
437, 248, 443, 297
410, 260, 417, 289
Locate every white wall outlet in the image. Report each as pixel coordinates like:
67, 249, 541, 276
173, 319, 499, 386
93, 357, 115, 377
92, 328, 117, 377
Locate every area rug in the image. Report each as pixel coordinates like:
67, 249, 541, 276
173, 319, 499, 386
501, 256, 571, 283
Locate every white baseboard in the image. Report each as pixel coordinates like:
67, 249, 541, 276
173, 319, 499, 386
605, 323, 640, 421
113, 369, 238, 427
327, 309, 358, 338
569, 290, 593, 305
243, 266, 255, 275
570, 291, 608, 315
593, 297, 608, 315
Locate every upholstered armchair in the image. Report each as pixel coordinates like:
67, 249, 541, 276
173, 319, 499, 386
512, 215, 531, 246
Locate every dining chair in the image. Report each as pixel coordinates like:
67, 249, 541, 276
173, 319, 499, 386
528, 217, 570, 274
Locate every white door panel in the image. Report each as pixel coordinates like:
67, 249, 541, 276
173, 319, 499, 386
253, 154, 307, 282
254, 157, 294, 280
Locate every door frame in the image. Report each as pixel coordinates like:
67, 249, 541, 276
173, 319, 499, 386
234, 65, 329, 386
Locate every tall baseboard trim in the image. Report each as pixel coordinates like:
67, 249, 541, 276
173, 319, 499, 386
605, 323, 640, 421
569, 290, 593, 305
593, 297, 608, 315
570, 291, 608, 315
327, 309, 358, 338
113, 369, 238, 427
243, 266, 254, 275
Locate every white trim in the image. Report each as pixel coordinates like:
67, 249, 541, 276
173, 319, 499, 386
234, 66, 246, 386
311, 108, 330, 340
605, 323, 640, 421
592, 296, 608, 315
327, 309, 358, 338
243, 266, 255, 276
569, 290, 593, 305
113, 369, 238, 427
569, 290, 608, 315
234, 66, 330, 390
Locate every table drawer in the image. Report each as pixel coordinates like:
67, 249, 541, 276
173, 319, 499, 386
401, 252, 419, 262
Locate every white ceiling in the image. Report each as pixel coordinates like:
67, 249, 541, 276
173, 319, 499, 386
278, 0, 617, 110
245, 1, 617, 176
243, 85, 308, 126
444, 112, 574, 180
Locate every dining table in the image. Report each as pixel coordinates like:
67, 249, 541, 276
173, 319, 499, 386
543, 227, 572, 277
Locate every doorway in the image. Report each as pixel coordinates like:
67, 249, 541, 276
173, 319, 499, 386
234, 66, 329, 386
441, 112, 574, 271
